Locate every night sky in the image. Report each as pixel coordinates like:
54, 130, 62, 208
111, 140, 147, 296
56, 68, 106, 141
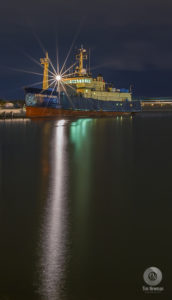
1, 0, 172, 99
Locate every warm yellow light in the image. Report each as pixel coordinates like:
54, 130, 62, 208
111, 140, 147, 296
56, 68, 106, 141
56, 75, 62, 81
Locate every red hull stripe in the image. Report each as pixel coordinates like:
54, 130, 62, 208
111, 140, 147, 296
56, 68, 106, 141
26, 107, 131, 117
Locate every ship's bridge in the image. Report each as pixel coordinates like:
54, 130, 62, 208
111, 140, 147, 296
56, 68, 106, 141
63, 73, 131, 102
63, 74, 105, 93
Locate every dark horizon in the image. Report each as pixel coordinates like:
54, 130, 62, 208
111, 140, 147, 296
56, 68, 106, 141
1, 0, 172, 100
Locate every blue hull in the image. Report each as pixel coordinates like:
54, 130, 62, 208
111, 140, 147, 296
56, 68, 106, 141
25, 87, 142, 113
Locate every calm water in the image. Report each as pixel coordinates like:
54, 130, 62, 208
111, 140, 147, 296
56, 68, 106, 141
0, 114, 172, 299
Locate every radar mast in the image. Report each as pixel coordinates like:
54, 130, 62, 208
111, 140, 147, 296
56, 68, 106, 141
75, 45, 88, 76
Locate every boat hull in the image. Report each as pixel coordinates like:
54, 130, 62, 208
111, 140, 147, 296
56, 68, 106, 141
26, 106, 132, 118
24, 87, 142, 117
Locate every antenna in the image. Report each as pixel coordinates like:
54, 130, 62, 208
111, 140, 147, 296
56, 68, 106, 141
130, 84, 133, 93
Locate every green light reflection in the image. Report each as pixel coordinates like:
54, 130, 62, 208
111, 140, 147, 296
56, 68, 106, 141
70, 118, 93, 150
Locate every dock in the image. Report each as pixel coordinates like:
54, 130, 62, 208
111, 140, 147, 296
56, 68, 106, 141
141, 98, 172, 111
0, 108, 26, 119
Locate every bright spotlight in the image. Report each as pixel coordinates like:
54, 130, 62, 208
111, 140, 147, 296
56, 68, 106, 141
56, 75, 62, 81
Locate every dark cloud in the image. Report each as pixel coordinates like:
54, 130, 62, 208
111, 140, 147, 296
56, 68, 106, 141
1, 0, 172, 98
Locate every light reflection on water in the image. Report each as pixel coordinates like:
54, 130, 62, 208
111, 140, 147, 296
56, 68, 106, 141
37, 116, 133, 300
38, 117, 95, 300
38, 120, 69, 300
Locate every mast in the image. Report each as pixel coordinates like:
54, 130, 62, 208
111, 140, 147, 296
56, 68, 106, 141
76, 45, 87, 76
40, 52, 49, 90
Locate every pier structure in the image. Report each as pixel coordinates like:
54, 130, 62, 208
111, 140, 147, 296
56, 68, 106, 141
0, 107, 26, 119
141, 98, 172, 111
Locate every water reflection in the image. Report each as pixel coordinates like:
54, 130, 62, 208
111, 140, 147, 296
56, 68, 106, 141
2, 115, 172, 299
69, 118, 93, 240
39, 120, 68, 300
70, 118, 92, 151
38, 117, 133, 300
